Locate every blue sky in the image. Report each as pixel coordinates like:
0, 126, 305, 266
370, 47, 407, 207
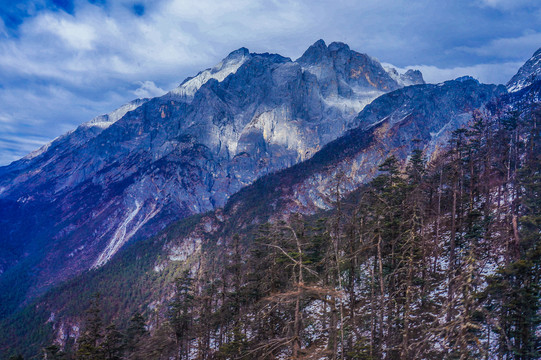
0, 0, 540, 165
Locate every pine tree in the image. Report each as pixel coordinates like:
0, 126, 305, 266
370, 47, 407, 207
124, 312, 148, 358
101, 323, 124, 360
483, 107, 541, 359
43, 344, 66, 360
76, 293, 104, 360
168, 270, 195, 360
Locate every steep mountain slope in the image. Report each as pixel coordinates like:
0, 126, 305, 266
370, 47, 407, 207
0, 41, 423, 312
507, 47, 541, 92
0, 74, 512, 358
3, 44, 541, 360
3, 43, 541, 360
225, 78, 506, 222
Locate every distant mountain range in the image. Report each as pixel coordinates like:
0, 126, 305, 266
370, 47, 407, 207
0, 41, 540, 359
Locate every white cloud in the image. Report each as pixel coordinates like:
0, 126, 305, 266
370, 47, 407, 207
455, 31, 541, 60
476, 0, 537, 11
36, 13, 97, 50
0, 0, 314, 97
134, 80, 166, 98
388, 61, 524, 85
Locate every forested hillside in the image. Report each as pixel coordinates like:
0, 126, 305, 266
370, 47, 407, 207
10, 99, 538, 359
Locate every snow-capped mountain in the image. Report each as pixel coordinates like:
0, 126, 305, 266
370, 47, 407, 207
1, 41, 541, 360
0, 40, 423, 308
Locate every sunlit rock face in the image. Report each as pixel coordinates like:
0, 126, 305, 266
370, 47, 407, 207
0, 40, 422, 305
221, 78, 507, 230
274, 79, 507, 217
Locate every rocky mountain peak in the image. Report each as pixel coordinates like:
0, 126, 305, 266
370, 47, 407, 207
454, 75, 479, 83
296, 39, 330, 65
327, 41, 351, 53
403, 69, 424, 85
226, 47, 250, 59
297, 39, 415, 97
507, 47, 541, 92
0, 40, 431, 308
170, 47, 252, 99
384, 67, 425, 87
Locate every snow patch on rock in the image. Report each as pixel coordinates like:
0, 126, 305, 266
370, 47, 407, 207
83, 98, 148, 130
169, 48, 251, 99
93, 200, 160, 268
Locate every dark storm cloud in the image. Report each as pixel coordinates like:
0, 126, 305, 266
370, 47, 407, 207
0, 0, 539, 165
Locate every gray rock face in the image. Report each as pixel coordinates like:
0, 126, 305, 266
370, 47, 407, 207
384, 67, 425, 87
289, 79, 507, 213
402, 69, 424, 85
507, 48, 541, 92
0, 41, 421, 303
225, 78, 507, 225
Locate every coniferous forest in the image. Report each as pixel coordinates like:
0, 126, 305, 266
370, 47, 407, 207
24, 103, 540, 360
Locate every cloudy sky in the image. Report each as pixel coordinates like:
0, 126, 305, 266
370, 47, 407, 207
0, 0, 540, 165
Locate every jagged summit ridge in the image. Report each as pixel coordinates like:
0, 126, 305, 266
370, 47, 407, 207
297, 39, 422, 92
385, 67, 425, 87
169, 47, 252, 99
